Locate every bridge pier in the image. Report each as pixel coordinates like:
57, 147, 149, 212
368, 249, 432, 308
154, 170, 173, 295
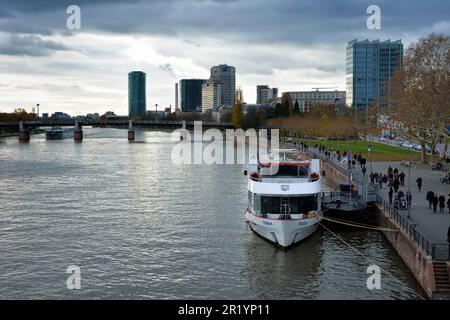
18, 121, 30, 142
128, 120, 135, 141
74, 121, 83, 142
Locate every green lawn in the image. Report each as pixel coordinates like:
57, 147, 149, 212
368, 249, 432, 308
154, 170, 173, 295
288, 138, 423, 162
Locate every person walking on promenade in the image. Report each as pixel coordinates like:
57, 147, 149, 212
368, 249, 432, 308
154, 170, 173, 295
399, 171, 405, 186
393, 177, 400, 193
426, 191, 434, 209
382, 174, 388, 189
388, 166, 393, 175
447, 226, 450, 243
416, 177, 423, 192
432, 195, 439, 213
447, 195, 450, 214
361, 157, 366, 169
439, 195, 446, 213
388, 187, 393, 205
406, 191, 412, 208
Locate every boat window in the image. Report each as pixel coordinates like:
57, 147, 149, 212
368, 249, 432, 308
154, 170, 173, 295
275, 165, 309, 177
258, 195, 318, 214
261, 196, 280, 214
253, 194, 261, 214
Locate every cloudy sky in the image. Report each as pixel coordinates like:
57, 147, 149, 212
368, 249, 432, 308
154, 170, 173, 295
0, 0, 449, 115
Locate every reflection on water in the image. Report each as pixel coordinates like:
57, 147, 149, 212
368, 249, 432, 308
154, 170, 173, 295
0, 128, 424, 299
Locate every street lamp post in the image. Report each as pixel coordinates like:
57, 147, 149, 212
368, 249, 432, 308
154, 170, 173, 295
155, 104, 158, 121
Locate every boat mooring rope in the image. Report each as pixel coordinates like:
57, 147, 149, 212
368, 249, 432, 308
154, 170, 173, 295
318, 219, 426, 300
316, 214, 399, 233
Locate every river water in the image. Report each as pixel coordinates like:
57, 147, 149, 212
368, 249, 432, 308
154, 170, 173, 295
0, 128, 425, 299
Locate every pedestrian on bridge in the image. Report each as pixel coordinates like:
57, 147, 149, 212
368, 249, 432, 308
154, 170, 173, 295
388, 187, 394, 205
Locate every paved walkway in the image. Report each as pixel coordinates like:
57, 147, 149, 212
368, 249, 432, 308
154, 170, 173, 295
370, 161, 450, 243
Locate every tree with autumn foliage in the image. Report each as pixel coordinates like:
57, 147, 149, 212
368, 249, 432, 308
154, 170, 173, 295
383, 33, 450, 163
231, 87, 244, 128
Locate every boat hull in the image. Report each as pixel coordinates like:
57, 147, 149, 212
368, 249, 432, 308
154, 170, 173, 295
245, 211, 319, 247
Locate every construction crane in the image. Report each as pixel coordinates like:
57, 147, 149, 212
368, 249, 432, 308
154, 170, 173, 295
311, 87, 338, 106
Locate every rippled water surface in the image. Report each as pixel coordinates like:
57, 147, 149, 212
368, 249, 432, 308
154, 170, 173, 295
0, 128, 425, 299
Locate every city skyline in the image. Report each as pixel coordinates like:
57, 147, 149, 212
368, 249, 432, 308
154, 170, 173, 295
0, 0, 449, 115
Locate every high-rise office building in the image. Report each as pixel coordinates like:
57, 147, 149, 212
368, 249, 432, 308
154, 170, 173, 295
346, 39, 403, 111
175, 83, 179, 112
256, 85, 270, 104
201, 81, 223, 112
179, 79, 207, 112
128, 71, 146, 117
256, 85, 279, 105
210, 64, 236, 107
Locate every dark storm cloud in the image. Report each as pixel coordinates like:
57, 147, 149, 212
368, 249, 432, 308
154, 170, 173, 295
0, 0, 448, 43
158, 63, 176, 77
0, 34, 72, 56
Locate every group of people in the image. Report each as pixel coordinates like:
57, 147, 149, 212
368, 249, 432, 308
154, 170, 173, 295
380, 166, 412, 209
426, 191, 450, 213
370, 167, 406, 191
313, 144, 368, 170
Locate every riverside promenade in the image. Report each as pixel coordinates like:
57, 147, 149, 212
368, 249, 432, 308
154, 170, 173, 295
295, 141, 450, 244
371, 161, 450, 243
288, 142, 450, 298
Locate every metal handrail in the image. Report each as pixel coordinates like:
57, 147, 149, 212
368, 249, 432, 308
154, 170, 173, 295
377, 193, 449, 261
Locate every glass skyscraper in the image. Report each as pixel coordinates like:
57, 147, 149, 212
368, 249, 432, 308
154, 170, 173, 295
128, 71, 146, 117
179, 79, 207, 112
346, 39, 403, 111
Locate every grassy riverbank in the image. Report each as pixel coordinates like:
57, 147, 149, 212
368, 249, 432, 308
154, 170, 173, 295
288, 138, 424, 162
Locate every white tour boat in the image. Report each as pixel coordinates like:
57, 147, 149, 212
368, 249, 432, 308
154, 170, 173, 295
245, 150, 322, 247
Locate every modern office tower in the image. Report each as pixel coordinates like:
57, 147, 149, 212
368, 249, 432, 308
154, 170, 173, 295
179, 79, 207, 112
256, 85, 279, 105
346, 39, 403, 111
210, 64, 235, 107
128, 71, 146, 117
256, 85, 270, 104
270, 88, 279, 102
201, 81, 223, 112
284, 90, 346, 112
175, 83, 179, 112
